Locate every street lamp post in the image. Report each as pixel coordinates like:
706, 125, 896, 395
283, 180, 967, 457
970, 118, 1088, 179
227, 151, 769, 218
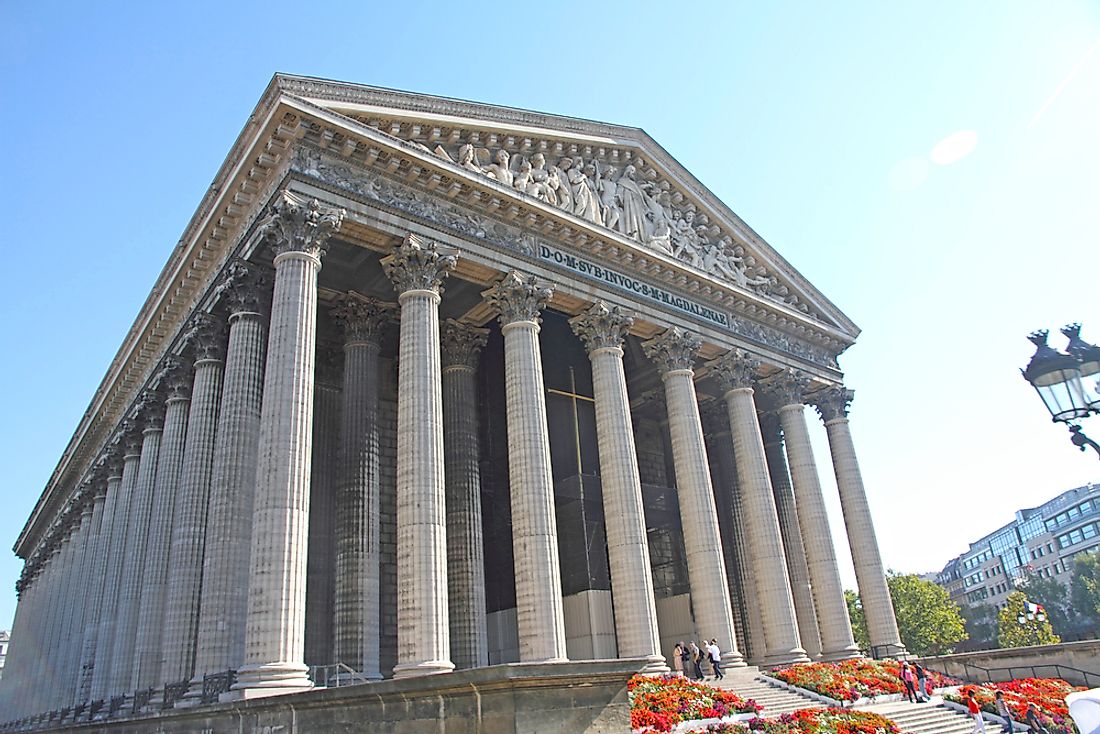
1021, 324, 1100, 459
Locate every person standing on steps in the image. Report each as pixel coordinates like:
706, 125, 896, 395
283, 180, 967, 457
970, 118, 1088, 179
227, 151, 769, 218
1025, 703, 1050, 734
688, 641, 704, 680
913, 662, 928, 702
968, 690, 988, 734
672, 642, 685, 677
900, 662, 917, 703
707, 639, 724, 680
995, 690, 1015, 733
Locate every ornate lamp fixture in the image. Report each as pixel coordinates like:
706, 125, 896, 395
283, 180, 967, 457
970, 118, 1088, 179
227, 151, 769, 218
1022, 324, 1100, 459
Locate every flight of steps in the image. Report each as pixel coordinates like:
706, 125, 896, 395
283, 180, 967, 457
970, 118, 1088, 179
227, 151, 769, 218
711, 668, 826, 715
864, 699, 981, 734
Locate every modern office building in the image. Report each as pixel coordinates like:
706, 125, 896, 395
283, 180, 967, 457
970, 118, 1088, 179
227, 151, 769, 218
936, 482, 1100, 609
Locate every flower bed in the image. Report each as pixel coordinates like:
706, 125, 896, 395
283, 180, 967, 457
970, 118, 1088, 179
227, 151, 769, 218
944, 679, 1085, 734
629, 674, 762, 732
770, 659, 958, 702
680, 707, 900, 734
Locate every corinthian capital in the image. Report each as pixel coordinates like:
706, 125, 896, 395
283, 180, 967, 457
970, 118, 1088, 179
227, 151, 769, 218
262, 190, 346, 259
131, 389, 166, 431
569, 301, 634, 354
183, 312, 227, 361
483, 270, 553, 326
707, 348, 762, 392
215, 259, 269, 315
331, 292, 394, 345
761, 368, 812, 408
381, 234, 457, 295
643, 326, 702, 375
153, 356, 193, 401
810, 385, 854, 422
441, 320, 489, 369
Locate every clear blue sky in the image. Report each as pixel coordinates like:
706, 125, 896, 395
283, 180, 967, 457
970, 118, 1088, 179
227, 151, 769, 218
1, 1, 1097, 632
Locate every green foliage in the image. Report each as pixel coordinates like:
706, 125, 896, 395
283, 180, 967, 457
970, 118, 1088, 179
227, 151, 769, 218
1071, 553, 1100, 620
960, 604, 999, 651
845, 589, 869, 650
997, 590, 1060, 647
846, 573, 967, 656
1020, 574, 1071, 632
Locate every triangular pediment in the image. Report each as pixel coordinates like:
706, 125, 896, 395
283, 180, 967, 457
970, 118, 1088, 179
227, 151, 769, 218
270, 74, 858, 342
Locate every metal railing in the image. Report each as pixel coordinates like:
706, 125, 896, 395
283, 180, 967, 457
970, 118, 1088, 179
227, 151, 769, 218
308, 662, 370, 688
108, 696, 126, 718
201, 669, 237, 704
869, 643, 910, 660
163, 680, 190, 709
918, 658, 1100, 688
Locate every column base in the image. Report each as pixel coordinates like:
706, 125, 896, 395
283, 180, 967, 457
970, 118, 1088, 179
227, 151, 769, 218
637, 655, 672, 675
762, 648, 811, 668
226, 662, 313, 700
392, 659, 455, 680
820, 646, 863, 662
720, 651, 748, 668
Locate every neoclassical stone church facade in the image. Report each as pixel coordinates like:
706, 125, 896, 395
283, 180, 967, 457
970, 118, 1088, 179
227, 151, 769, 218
0, 75, 903, 730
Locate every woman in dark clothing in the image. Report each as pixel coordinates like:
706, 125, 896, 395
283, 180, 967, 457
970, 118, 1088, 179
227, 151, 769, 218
1025, 704, 1050, 734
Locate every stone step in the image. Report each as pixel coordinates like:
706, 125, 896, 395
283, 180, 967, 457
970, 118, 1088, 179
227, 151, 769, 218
707, 674, 825, 715
864, 699, 980, 734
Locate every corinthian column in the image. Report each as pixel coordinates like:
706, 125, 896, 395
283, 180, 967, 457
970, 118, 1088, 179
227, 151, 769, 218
766, 372, 860, 661
331, 293, 393, 679
708, 350, 808, 666
76, 468, 114, 704
161, 314, 226, 693
643, 328, 743, 667
62, 490, 99, 705
381, 234, 457, 678
759, 410, 822, 660
571, 303, 668, 672
230, 193, 344, 697
111, 397, 165, 695
483, 271, 568, 663
134, 361, 193, 694
812, 386, 905, 657
441, 320, 490, 670
188, 269, 270, 701
92, 436, 135, 702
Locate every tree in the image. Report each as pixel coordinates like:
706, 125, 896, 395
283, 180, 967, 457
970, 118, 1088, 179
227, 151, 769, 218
1020, 572, 1091, 641
846, 572, 967, 656
960, 603, 999, 651
845, 589, 869, 650
1072, 553, 1100, 620
997, 590, 1060, 647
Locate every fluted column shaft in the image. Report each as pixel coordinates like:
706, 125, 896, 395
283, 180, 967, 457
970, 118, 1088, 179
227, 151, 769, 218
231, 193, 344, 696
188, 312, 266, 698
46, 528, 80, 710
29, 548, 62, 716
644, 328, 742, 666
572, 304, 669, 671
761, 416, 822, 660
3, 573, 37, 718
724, 387, 807, 665
815, 387, 904, 655
111, 415, 163, 695
92, 443, 140, 700
77, 482, 114, 704
305, 360, 340, 668
161, 354, 224, 687
133, 380, 190, 692
332, 296, 390, 678
441, 322, 489, 670
484, 271, 568, 663
62, 501, 99, 705
778, 402, 860, 660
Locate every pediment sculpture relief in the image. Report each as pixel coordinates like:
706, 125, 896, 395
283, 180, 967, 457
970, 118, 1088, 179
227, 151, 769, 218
415, 141, 811, 316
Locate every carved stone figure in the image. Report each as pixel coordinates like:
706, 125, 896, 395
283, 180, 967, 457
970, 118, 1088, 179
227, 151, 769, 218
597, 166, 620, 232
485, 149, 513, 187
571, 161, 603, 225
614, 165, 649, 241
549, 158, 573, 213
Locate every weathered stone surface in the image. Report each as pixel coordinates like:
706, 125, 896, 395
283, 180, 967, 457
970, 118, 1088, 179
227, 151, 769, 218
42, 660, 639, 734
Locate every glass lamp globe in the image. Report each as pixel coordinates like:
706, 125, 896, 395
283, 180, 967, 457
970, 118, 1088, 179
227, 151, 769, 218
1023, 330, 1089, 422
1063, 324, 1100, 413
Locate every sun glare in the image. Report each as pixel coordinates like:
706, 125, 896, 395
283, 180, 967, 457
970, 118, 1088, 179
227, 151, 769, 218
930, 130, 978, 165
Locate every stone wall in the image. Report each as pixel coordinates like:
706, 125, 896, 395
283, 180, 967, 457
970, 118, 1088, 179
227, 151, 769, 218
917, 639, 1100, 687
40, 660, 638, 734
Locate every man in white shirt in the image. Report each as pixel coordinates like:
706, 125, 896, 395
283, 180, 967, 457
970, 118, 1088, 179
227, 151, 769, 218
706, 639, 723, 680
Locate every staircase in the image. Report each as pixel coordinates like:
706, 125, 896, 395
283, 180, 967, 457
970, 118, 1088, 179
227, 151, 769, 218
711, 668, 825, 715
864, 699, 980, 734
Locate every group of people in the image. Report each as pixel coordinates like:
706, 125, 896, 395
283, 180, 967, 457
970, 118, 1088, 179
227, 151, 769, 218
966, 689, 1051, 734
899, 661, 935, 703
671, 640, 725, 681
